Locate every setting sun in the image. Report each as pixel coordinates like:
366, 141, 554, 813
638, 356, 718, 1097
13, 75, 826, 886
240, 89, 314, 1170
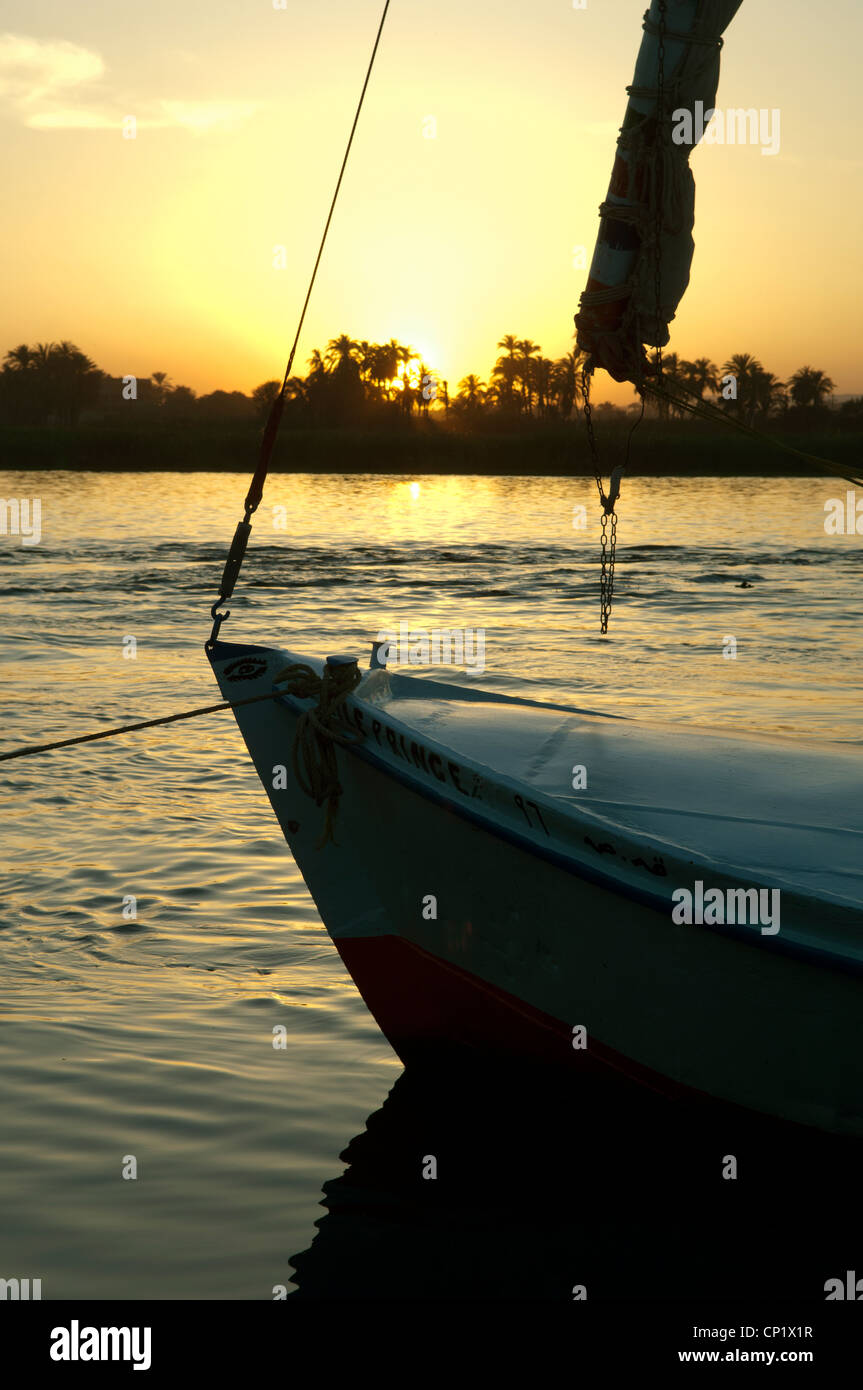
0, 2, 860, 404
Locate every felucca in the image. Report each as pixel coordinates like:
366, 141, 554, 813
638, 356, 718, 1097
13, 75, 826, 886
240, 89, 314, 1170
208, 0, 863, 1137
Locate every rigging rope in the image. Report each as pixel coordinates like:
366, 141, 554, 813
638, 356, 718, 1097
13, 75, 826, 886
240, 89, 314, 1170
208, 0, 392, 647
642, 377, 863, 488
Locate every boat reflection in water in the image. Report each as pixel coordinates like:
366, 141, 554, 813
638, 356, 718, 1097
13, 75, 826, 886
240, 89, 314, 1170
289, 1060, 862, 1301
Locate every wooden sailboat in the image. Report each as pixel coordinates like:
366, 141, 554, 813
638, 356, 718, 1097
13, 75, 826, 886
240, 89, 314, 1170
208, 637, 863, 1136
208, 0, 863, 1137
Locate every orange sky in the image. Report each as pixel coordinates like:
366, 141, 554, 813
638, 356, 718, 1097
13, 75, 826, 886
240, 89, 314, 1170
1, 0, 861, 405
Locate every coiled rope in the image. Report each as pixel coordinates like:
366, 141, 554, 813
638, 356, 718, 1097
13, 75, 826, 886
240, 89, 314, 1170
273, 661, 364, 846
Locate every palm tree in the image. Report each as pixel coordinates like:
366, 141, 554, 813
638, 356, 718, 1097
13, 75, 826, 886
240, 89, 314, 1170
381, 339, 402, 378
360, 344, 389, 400
149, 371, 172, 407
3, 344, 34, 372
551, 349, 587, 418
373, 341, 399, 396
411, 360, 429, 414
30, 342, 56, 370
355, 340, 374, 381
456, 374, 485, 411
495, 334, 520, 407
394, 345, 419, 414
751, 369, 786, 418
517, 339, 540, 414
483, 379, 504, 410
26, 342, 58, 418
533, 356, 554, 416
1, 343, 38, 423
324, 334, 360, 371
680, 357, 719, 401
45, 341, 100, 425
648, 350, 688, 418
721, 353, 763, 421
788, 366, 835, 410
490, 354, 519, 410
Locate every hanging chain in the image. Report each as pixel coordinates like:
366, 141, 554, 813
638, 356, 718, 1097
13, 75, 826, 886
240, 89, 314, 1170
599, 502, 618, 634
583, 367, 617, 634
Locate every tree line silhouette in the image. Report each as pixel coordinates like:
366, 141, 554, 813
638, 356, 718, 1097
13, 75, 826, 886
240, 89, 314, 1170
0, 336, 857, 430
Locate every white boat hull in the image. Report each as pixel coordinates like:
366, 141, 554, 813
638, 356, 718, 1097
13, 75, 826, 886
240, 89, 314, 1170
208, 639, 863, 1137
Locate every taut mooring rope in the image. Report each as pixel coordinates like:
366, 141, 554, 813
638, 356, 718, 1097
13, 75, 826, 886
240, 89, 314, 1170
0, 691, 290, 763
2, 664, 365, 849
2, 661, 362, 846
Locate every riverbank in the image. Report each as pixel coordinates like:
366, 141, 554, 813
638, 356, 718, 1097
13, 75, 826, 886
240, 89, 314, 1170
1, 421, 860, 475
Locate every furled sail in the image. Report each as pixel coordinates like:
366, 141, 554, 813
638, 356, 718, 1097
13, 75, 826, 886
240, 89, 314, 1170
576, 0, 745, 384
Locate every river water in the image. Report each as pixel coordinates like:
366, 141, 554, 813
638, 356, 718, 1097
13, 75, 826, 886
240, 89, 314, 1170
0, 470, 860, 1299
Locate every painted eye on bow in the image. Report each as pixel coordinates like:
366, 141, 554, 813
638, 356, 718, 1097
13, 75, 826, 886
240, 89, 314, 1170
223, 657, 268, 682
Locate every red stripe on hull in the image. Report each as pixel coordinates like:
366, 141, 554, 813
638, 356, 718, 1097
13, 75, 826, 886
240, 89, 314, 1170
334, 934, 689, 1100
